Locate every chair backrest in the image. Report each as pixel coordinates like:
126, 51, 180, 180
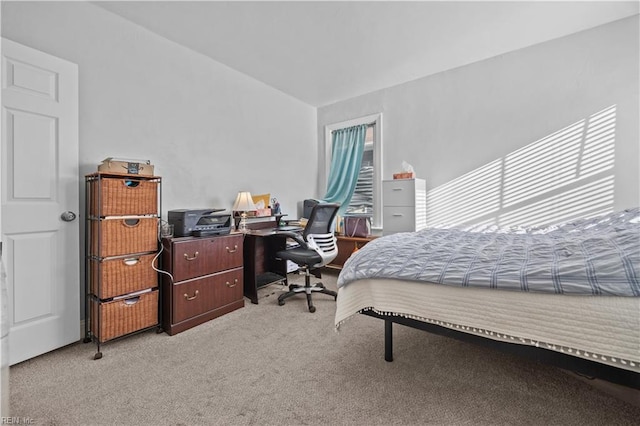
303, 203, 340, 238
303, 203, 340, 267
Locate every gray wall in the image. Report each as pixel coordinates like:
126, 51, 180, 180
2, 1, 317, 218
4, 3, 636, 228
318, 16, 639, 227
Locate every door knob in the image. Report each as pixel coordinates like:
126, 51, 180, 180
60, 211, 77, 222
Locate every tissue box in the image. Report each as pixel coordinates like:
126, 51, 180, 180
255, 208, 272, 217
393, 172, 415, 179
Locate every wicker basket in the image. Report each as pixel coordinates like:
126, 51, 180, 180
91, 290, 158, 342
91, 217, 158, 257
90, 253, 158, 299
90, 177, 158, 217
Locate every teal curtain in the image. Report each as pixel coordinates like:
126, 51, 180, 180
322, 124, 367, 215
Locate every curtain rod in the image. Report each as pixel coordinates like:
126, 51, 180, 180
331, 122, 375, 133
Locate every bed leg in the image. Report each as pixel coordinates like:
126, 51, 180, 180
385, 319, 393, 362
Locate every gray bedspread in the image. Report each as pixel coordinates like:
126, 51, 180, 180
337, 208, 640, 296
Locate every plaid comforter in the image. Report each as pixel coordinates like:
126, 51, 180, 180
337, 208, 640, 296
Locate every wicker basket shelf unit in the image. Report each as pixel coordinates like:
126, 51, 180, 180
84, 172, 162, 359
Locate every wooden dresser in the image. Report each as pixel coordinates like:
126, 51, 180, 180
326, 235, 376, 270
161, 233, 244, 335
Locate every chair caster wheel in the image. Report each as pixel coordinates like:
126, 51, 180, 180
94, 352, 103, 360
309, 306, 316, 313
83, 337, 92, 344
278, 300, 285, 306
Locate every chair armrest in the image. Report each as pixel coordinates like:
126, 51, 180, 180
272, 230, 307, 249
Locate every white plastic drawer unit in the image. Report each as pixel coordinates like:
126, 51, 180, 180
383, 179, 423, 206
382, 178, 427, 235
383, 206, 417, 235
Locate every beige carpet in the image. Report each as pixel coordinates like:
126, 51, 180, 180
9, 271, 640, 425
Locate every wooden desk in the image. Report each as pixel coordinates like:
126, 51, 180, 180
242, 228, 301, 304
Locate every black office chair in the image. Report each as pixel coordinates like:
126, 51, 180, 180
275, 203, 340, 313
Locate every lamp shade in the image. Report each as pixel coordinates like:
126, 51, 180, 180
233, 191, 257, 212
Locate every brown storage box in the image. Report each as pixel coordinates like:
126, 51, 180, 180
91, 217, 158, 257
90, 253, 158, 299
90, 177, 158, 216
91, 290, 158, 342
98, 158, 154, 176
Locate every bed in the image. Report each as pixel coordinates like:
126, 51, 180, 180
335, 208, 640, 388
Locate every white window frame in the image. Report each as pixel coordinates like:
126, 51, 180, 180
323, 113, 383, 230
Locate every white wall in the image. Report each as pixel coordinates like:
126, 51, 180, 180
1, 1, 317, 218
318, 16, 639, 227
2, 3, 638, 228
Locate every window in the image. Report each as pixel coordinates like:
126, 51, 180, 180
324, 113, 382, 229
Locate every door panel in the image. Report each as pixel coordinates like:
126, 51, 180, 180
5, 109, 57, 199
10, 233, 54, 323
1, 38, 79, 365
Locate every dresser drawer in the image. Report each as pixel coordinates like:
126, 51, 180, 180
383, 206, 416, 234
91, 217, 158, 257
172, 268, 243, 324
90, 177, 158, 217
90, 253, 158, 299
91, 290, 158, 342
383, 179, 418, 206
171, 234, 243, 282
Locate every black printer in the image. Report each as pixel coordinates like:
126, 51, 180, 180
168, 209, 232, 237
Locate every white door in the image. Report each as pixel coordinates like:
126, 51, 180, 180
1, 38, 79, 365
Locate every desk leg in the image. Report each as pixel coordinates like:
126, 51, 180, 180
243, 235, 260, 304
265, 235, 288, 284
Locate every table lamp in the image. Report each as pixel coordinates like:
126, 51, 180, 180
233, 191, 257, 232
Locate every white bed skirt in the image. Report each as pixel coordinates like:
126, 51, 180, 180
335, 279, 640, 372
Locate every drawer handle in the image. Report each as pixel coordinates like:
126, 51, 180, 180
393, 214, 404, 217
392, 188, 403, 191
122, 218, 140, 227
123, 257, 140, 266
226, 245, 238, 254
226, 279, 238, 288
184, 251, 199, 261
123, 296, 140, 306
184, 290, 199, 301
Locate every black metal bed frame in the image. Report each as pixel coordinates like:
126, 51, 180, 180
362, 310, 640, 390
